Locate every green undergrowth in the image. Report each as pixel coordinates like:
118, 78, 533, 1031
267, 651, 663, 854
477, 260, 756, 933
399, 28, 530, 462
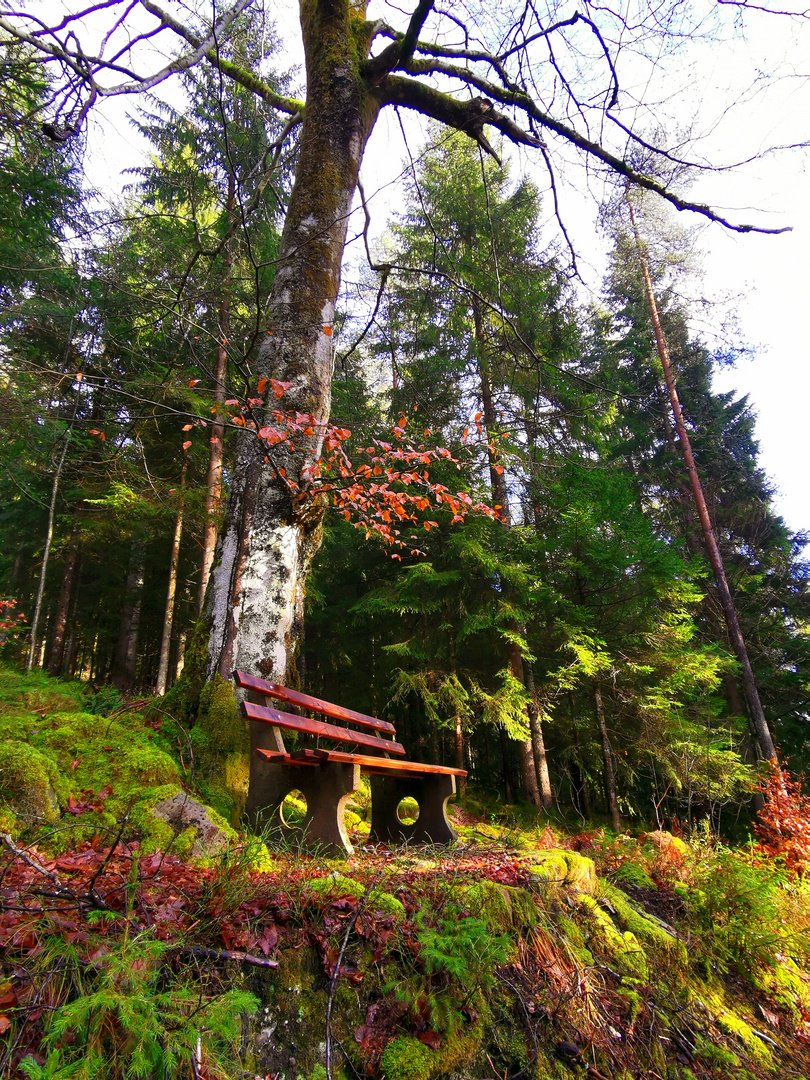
3, 666, 810, 1079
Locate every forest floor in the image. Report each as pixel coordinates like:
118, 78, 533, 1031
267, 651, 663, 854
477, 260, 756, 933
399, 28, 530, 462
2, 664, 810, 1080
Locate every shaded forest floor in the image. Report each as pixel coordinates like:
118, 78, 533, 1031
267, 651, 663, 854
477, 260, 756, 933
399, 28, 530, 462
2, 665, 810, 1080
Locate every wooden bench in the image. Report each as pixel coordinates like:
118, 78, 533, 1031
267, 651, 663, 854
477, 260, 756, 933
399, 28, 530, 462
234, 671, 466, 856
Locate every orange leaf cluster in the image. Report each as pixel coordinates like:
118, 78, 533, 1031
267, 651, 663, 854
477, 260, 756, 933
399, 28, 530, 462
180, 382, 498, 554
755, 767, 810, 875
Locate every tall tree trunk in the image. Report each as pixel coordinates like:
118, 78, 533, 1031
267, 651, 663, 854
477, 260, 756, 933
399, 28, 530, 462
112, 542, 146, 691
474, 304, 545, 804
447, 629, 467, 796
473, 300, 510, 520
594, 681, 622, 832
46, 524, 81, 676
197, 176, 235, 616
499, 726, 515, 802
510, 641, 542, 806
205, 5, 380, 683
569, 691, 592, 819
28, 388, 80, 672
628, 200, 778, 765
524, 661, 553, 808
156, 460, 187, 696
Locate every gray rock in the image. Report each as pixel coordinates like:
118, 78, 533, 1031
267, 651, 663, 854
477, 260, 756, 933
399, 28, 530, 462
151, 792, 230, 857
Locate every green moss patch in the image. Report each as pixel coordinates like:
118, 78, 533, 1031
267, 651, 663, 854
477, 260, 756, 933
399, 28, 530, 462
0, 740, 64, 826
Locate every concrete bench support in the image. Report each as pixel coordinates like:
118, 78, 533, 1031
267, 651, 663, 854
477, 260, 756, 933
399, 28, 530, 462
368, 773, 457, 846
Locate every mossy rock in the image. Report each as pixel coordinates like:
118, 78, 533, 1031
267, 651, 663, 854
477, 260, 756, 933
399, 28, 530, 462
577, 893, 647, 977
617, 987, 643, 1027
455, 880, 538, 934
599, 881, 687, 968
529, 849, 597, 895
0, 740, 64, 827
150, 791, 238, 858
693, 987, 773, 1068
34, 711, 181, 812
244, 946, 362, 1079
533, 1049, 570, 1079
455, 880, 514, 932
613, 860, 657, 891
527, 850, 569, 887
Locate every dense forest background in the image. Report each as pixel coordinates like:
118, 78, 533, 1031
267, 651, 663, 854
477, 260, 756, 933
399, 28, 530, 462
2, 23, 808, 837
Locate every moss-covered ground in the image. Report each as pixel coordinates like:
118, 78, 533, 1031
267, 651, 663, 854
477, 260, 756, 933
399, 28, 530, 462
2, 665, 810, 1079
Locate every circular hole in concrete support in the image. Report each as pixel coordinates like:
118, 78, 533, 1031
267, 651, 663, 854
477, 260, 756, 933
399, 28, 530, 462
396, 796, 419, 825
280, 789, 307, 827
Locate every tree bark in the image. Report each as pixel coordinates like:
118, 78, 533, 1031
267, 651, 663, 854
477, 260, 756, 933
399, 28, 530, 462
197, 174, 235, 616
27, 388, 80, 672
447, 629, 466, 796
499, 725, 515, 802
46, 524, 80, 677
509, 641, 542, 806
524, 661, 553, 809
205, 2, 380, 683
473, 300, 510, 521
628, 200, 778, 765
156, 460, 187, 696
474, 303, 548, 805
594, 681, 622, 832
112, 541, 146, 691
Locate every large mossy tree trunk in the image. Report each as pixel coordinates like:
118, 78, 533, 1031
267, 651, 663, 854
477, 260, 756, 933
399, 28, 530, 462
204, 1, 380, 685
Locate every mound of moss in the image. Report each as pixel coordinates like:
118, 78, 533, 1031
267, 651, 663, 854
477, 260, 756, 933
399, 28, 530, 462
0, 666, 239, 858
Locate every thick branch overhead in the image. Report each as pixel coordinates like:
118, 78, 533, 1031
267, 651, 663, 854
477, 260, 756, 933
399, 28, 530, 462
0, 0, 795, 235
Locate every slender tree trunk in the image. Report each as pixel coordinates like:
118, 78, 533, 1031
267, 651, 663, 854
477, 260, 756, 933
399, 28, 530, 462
28, 389, 80, 672
175, 628, 188, 681
156, 459, 187, 696
510, 641, 542, 806
569, 691, 592, 819
473, 300, 510, 520
62, 557, 82, 678
499, 726, 515, 802
524, 662, 553, 808
475, 304, 545, 804
205, 6, 381, 683
594, 681, 622, 832
46, 524, 81, 676
447, 629, 467, 796
112, 542, 146, 691
628, 200, 778, 765
197, 176, 235, 616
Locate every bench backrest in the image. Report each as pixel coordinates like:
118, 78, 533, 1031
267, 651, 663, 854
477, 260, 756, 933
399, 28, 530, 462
233, 671, 406, 757
234, 671, 396, 734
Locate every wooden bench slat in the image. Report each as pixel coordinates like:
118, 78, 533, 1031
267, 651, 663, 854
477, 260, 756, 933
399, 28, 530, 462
234, 671, 397, 735
258, 750, 320, 767
241, 701, 407, 756
284, 747, 466, 777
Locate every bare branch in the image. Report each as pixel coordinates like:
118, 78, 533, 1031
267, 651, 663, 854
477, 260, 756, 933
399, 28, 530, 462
139, 0, 303, 115
0, 0, 257, 130
716, 0, 809, 14
386, 61, 790, 234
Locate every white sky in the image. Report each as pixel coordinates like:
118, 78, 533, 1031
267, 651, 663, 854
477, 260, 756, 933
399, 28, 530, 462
37, 0, 810, 535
